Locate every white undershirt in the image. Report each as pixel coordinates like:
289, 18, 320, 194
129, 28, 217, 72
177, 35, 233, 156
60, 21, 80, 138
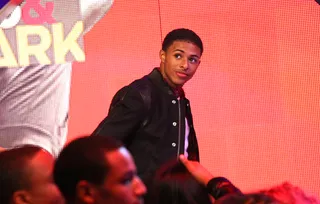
184, 117, 190, 157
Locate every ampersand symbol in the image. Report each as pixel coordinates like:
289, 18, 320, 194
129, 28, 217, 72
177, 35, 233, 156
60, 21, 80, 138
22, 0, 56, 25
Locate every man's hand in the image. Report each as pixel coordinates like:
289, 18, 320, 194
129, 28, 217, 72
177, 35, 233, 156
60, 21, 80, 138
179, 154, 214, 186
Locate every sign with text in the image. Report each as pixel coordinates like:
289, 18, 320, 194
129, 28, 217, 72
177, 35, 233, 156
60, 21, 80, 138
0, 0, 85, 68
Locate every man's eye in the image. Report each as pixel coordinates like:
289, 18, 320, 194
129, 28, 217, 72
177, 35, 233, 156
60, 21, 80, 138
189, 58, 198, 63
121, 179, 131, 185
121, 176, 134, 185
174, 54, 182, 59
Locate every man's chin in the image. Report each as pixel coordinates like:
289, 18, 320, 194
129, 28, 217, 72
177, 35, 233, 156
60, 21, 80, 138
173, 79, 187, 88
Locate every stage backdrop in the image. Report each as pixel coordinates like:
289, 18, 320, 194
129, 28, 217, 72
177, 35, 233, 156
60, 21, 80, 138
68, 0, 320, 197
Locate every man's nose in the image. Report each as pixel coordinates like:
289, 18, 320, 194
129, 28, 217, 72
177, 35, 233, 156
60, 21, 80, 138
133, 176, 147, 196
180, 57, 188, 70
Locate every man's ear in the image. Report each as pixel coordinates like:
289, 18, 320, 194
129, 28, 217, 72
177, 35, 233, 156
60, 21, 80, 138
159, 50, 166, 63
76, 180, 96, 204
12, 190, 32, 204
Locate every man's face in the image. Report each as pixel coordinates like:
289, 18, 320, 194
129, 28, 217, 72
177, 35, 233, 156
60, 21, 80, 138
26, 150, 65, 204
95, 147, 146, 204
159, 40, 201, 89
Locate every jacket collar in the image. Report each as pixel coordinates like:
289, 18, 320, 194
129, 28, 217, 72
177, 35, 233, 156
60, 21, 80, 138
148, 68, 185, 98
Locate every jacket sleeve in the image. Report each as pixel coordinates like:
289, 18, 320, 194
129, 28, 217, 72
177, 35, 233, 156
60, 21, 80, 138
206, 177, 243, 200
91, 86, 146, 144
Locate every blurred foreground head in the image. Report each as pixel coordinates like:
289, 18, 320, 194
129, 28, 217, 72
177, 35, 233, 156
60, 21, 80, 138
54, 135, 146, 204
214, 193, 279, 204
147, 159, 213, 204
259, 182, 320, 204
215, 182, 320, 204
0, 145, 64, 204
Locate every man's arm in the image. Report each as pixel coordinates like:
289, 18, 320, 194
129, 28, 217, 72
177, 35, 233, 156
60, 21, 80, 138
79, 0, 114, 34
0, 0, 23, 24
1, 0, 114, 31
179, 155, 242, 200
92, 86, 146, 143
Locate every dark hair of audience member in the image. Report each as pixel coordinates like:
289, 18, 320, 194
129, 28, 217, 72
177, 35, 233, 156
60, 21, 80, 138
146, 159, 212, 204
162, 28, 204, 56
0, 145, 42, 203
259, 182, 320, 204
214, 193, 280, 204
53, 135, 122, 203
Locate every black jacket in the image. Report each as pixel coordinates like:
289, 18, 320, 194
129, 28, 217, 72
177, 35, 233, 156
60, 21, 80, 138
206, 177, 243, 200
92, 68, 200, 182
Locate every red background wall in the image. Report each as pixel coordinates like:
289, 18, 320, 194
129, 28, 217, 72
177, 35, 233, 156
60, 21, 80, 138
69, 0, 320, 197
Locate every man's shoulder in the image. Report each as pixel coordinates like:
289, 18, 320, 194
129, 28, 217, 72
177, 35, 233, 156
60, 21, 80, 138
130, 75, 151, 88
129, 75, 153, 103
113, 68, 160, 102
126, 69, 158, 91
111, 73, 151, 98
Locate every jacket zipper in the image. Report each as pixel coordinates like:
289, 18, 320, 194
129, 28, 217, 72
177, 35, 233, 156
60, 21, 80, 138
177, 98, 182, 158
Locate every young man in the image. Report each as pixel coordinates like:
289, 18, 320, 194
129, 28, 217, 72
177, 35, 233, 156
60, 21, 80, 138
53, 136, 146, 204
0, 0, 114, 156
92, 28, 203, 184
0, 145, 65, 204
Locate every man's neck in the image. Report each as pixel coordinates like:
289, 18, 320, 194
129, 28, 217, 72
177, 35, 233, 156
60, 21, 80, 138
157, 67, 184, 97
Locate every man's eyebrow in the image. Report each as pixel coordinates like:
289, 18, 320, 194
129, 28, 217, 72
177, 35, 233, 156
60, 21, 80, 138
173, 49, 185, 53
190, 54, 200, 58
123, 170, 136, 177
173, 49, 200, 58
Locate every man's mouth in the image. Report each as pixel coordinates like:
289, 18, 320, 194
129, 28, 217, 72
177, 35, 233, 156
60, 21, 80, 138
176, 71, 188, 78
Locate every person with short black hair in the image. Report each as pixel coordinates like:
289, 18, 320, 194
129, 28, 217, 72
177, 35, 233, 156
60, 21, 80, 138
214, 193, 278, 204
146, 155, 243, 204
179, 155, 243, 200
179, 155, 320, 204
0, 145, 64, 204
146, 160, 213, 204
54, 135, 146, 204
259, 182, 320, 204
92, 28, 203, 187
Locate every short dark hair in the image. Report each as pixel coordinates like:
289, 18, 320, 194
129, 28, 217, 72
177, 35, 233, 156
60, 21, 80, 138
214, 193, 279, 204
162, 28, 203, 55
0, 145, 42, 203
146, 160, 211, 204
259, 182, 320, 204
53, 135, 122, 202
